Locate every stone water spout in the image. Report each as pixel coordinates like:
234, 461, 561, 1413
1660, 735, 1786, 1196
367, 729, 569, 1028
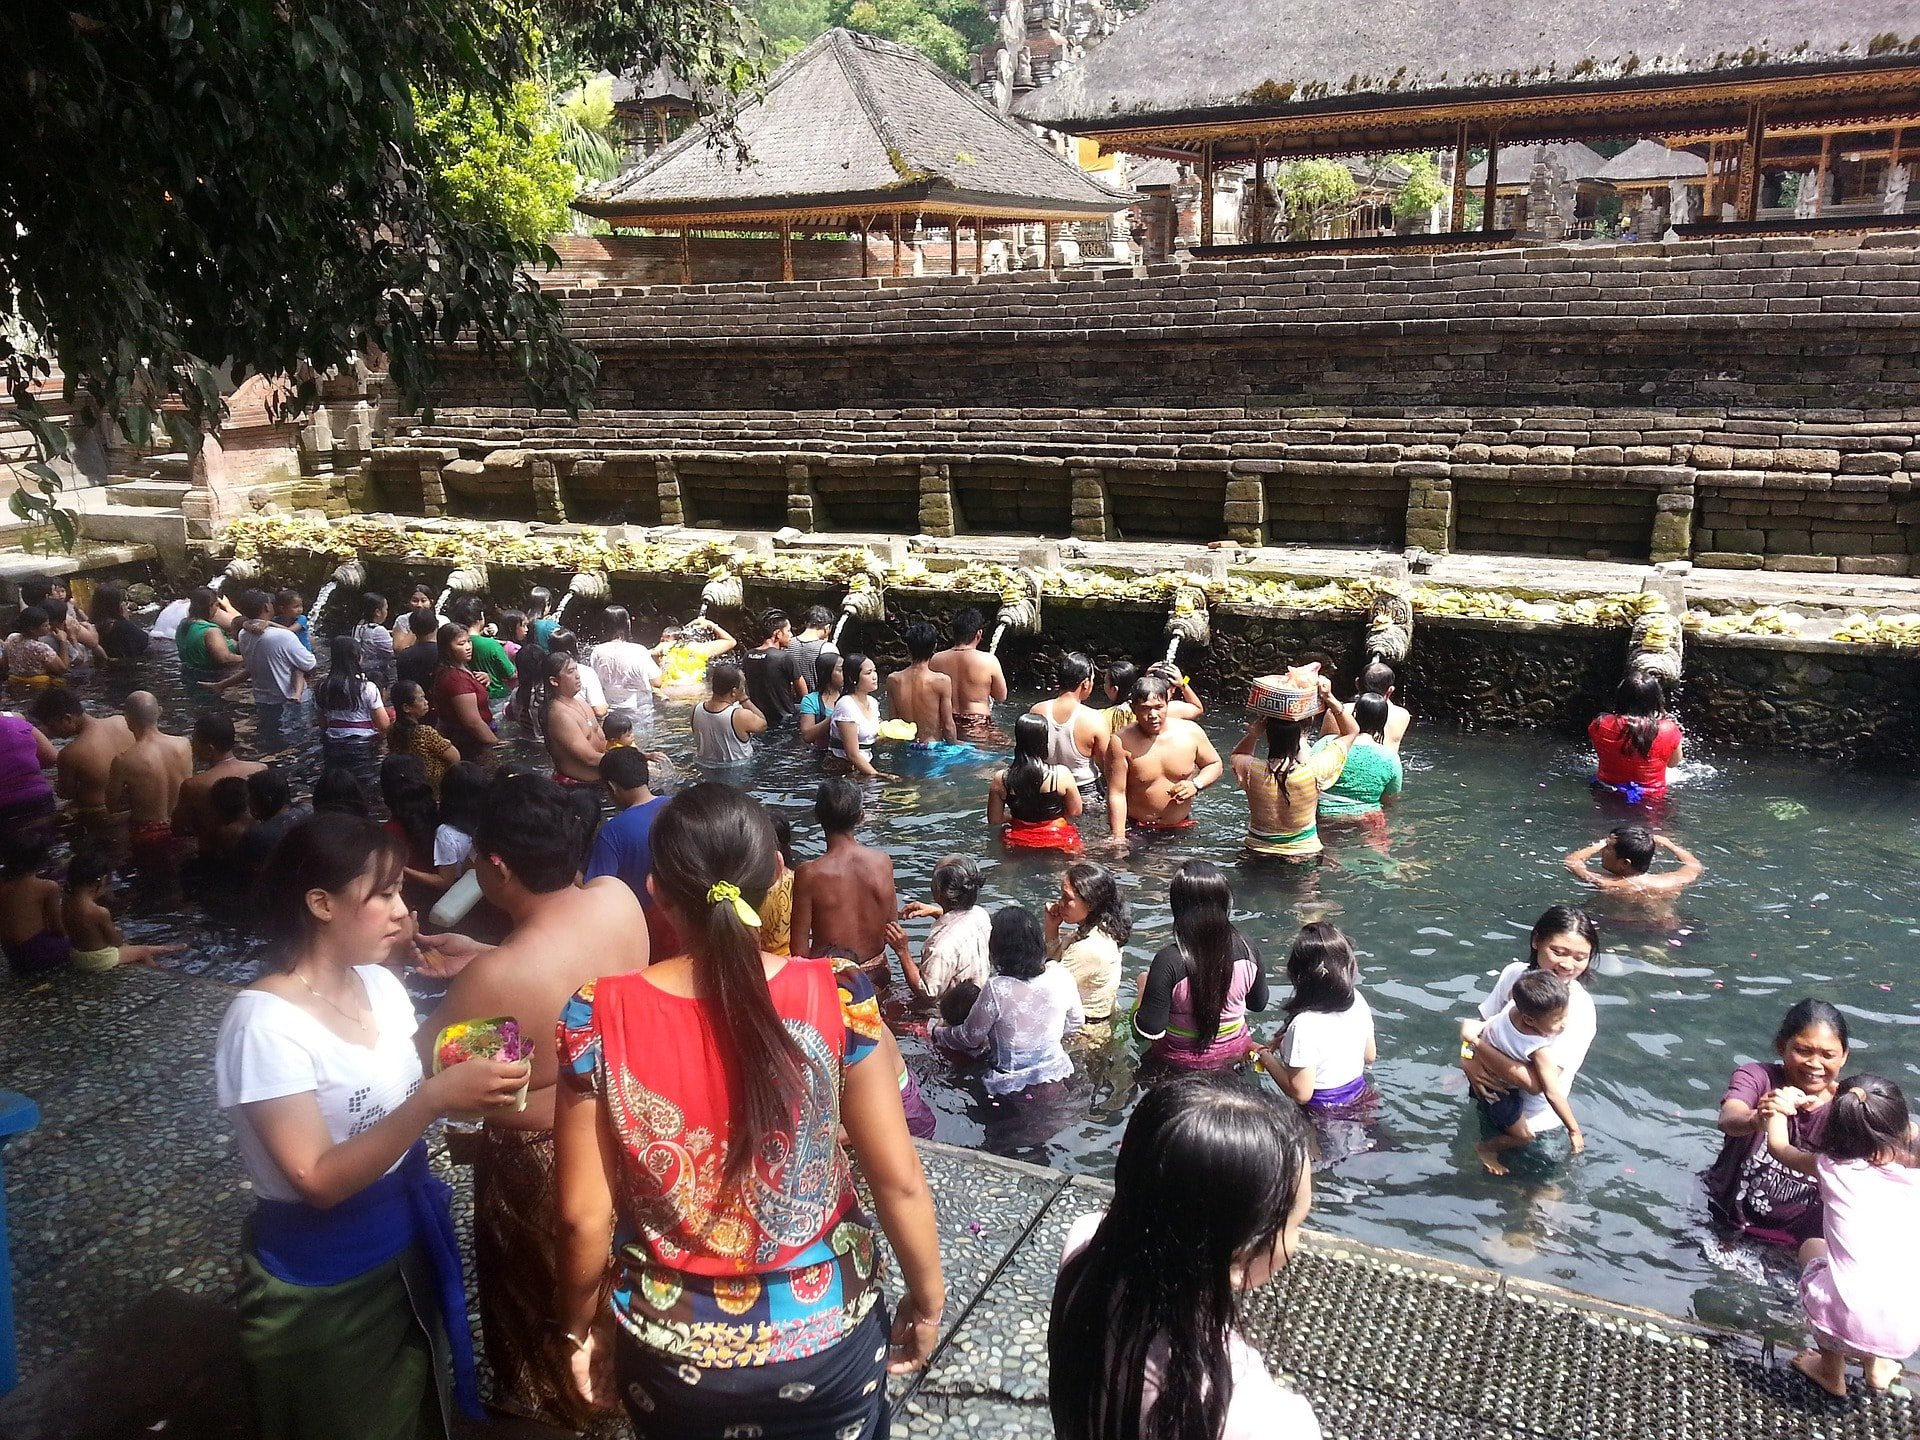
311, 559, 367, 631
1627, 598, 1683, 685
699, 571, 743, 616
1365, 575, 1413, 665
209, 556, 262, 593
831, 574, 885, 647
988, 570, 1044, 655
555, 570, 609, 627
1163, 585, 1210, 668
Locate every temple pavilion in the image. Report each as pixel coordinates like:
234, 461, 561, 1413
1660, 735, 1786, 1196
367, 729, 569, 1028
576, 29, 1135, 280
1015, 0, 1920, 243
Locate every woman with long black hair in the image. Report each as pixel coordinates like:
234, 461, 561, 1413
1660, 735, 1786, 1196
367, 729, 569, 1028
553, 783, 944, 1435
988, 711, 1085, 850
1050, 1072, 1319, 1440
315, 636, 391, 757
1590, 672, 1683, 804
1134, 860, 1269, 1070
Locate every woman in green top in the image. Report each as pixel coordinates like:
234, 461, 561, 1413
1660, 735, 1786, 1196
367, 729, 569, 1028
176, 587, 240, 671
1319, 694, 1403, 818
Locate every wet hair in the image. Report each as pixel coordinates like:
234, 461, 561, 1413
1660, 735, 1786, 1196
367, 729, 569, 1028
254, 812, 405, 965
1608, 673, 1669, 758
89, 583, 130, 626
447, 593, 483, 628
1051, 1073, 1312, 1440
940, 979, 982, 1026
546, 627, 580, 658
800, 604, 833, 631
1057, 651, 1094, 691
1822, 1076, 1910, 1164
1282, 922, 1357, 1023
316, 635, 370, 714
434, 622, 467, 671
192, 712, 237, 753
1004, 712, 1053, 809
1105, 660, 1139, 701
1609, 823, 1655, 873
931, 854, 983, 912
437, 762, 489, 837
989, 905, 1047, 980
359, 591, 388, 623
526, 585, 554, 618
378, 754, 438, 863
1129, 674, 1172, 708
2, 829, 51, 877
208, 774, 251, 824
840, 650, 873, 693
39, 597, 68, 625
16, 580, 53, 607
272, 588, 302, 614
650, 783, 811, 1190
599, 605, 633, 644
532, 648, 577, 724
601, 711, 634, 744
600, 745, 651, 791
758, 608, 790, 642
904, 620, 939, 661
236, 589, 272, 622
185, 587, 220, 622
1773, 997, 1849, 1055
387, 680, 427, 754
406, 608, 439, 639
1262, 715, 1309, 777
408, 583, 435, 606
814, 651, 844, 698
771, 814, 795, 866
246, 766, 291, 821
312, 764, 372, 818
1169, 861, 1243, 1054
14, 605, 50, 634
495, 610, 527, 645
1528, 905, 1600, 984
709, 660, 744, 697
29, 687, 84, 725
1510, 969, 1570, 1022
475, 772, 586, 894
1352, 693, 1390, 740
65, 846, 116, 893
1359, 660, 1396, 697
952, 607, 986, 645
1065, 860, 1131, 946
814, 776, 862, 836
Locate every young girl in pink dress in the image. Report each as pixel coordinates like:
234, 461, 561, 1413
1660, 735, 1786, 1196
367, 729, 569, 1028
1764, 1073, 1920, 1396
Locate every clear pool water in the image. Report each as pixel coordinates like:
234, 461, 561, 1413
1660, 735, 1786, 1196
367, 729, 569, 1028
33, 650, 1920, 1339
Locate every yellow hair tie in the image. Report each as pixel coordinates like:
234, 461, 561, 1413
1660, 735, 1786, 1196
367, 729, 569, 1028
706, 881, 762, 928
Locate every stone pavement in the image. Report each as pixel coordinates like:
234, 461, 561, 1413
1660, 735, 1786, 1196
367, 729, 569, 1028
3, 965, 1916, 1439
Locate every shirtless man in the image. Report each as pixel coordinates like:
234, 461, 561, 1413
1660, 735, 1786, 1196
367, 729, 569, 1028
886, 621, 956, 744
1324, 660, 1412, 750
29, 688, 132, 821
1564, 825, 1703, 901
413, 773, 647, 1425
540, 651, 606, 785
1107, 675, 1224, 843
931, 608, 1007, 741
105, 692, 193, 857
791, 777, 898, 968
1029, 651, 1108, 801
170, 712, 264, 847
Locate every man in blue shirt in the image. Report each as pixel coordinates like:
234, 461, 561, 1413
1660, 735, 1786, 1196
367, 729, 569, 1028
584, 747, 675, 955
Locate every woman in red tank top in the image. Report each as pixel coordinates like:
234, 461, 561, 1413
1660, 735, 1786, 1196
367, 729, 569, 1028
1589, 673, 1682, 802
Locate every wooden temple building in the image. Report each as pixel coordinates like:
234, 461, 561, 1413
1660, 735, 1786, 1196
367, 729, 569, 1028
576, 29, 1135, 281
1015, 0, 1920, 245
1462, 143, 1611, 238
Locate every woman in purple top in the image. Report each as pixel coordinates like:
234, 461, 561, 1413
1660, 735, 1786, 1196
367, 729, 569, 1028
1705, 998, 1850, 1247
1133, 862, 1268, 1070
0, 712, 56, 832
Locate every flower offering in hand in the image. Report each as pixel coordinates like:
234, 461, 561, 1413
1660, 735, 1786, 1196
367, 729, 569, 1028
433, 1017, 535, 1112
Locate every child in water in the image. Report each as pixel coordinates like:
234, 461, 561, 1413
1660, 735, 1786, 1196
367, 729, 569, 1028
1462, 969, 1584, 1175
1764, 1074, 1920, 1396
0, 832, 68, 976
1257, 922, 1376, 1109
63, 849, 185, 971
600, 711, 636, 750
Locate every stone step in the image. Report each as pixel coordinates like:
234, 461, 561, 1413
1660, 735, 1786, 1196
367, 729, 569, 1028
106, 478, 192, 509
75, 501, 187, 568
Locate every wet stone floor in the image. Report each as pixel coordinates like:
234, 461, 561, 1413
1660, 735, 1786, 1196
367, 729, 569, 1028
3, 964, 1916, 1440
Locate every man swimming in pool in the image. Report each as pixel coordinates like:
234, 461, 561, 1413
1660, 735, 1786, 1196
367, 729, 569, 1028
1107, 675, 1223, 844
1563, 824, 1703, 897
886, 622, 956, 743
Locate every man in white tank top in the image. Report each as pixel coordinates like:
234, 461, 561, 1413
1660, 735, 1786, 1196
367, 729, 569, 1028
1028, 651, 1108, 800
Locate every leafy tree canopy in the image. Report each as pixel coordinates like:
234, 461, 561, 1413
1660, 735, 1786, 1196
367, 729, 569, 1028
1391, 153, 1447, 221
1272, 158, 1357, 239
1, 0, 764, 537
745, 0, 989, 76
419, 80, 579, 250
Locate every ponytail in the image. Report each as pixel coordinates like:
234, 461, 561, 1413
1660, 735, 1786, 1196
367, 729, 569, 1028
649, 783, 811, 1190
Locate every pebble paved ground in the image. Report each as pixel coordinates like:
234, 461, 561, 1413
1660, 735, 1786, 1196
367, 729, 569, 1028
3, 965, 1915, 1438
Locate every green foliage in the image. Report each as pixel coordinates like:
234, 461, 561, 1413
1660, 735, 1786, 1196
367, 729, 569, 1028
0, 0, 764, 541
1391, 153, 1446, 221
1272, 158, 1358, 239
746, 0, 989, 75
747, 0, 834, 59
556, 73, 623, 184
418, 81, 578, 249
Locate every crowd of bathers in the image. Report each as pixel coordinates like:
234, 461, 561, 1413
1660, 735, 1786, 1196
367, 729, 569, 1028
2, 571, 1914, 1438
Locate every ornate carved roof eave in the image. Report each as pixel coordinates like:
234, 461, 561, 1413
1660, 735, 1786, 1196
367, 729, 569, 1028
1053, 64, 1920, 166
574, 183, 1138, 230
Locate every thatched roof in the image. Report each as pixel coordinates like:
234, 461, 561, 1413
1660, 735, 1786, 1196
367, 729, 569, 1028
1464, 142, 1610, 189
1017, 0, 1920, 133
579, 30, 1134, 227
1597, 138, 1710, 183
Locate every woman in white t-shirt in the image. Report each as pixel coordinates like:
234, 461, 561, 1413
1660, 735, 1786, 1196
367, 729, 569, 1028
316, 635, 393, 753
1257, 922, 1376, 1110
827, 651, 887, 779
588, 605, 663, 724
213, 811, 527, 1438
1050, 1072, 1321, 1440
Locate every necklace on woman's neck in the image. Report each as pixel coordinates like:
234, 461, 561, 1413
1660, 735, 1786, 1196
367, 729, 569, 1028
293, 966, 370, 1034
